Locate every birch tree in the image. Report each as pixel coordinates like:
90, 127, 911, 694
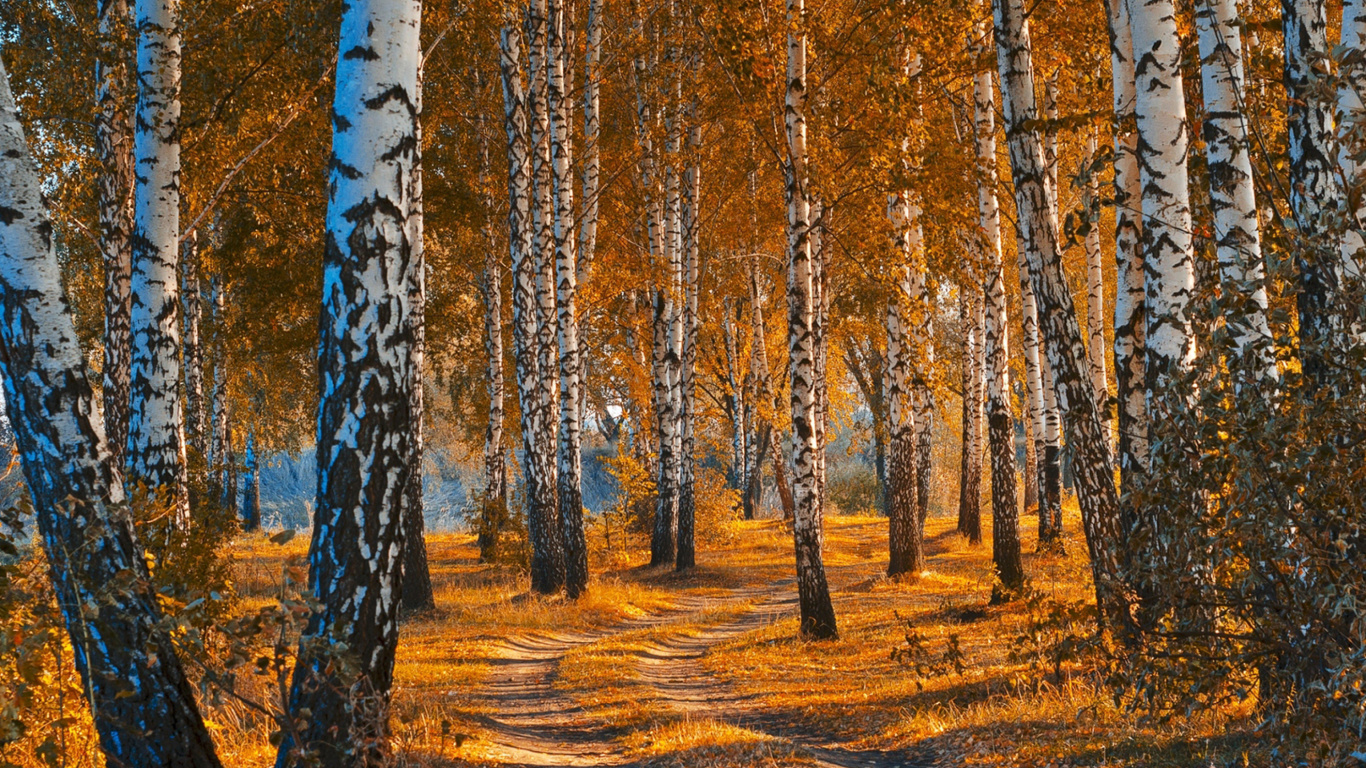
1131, 0, 1196, 416
1081, 132, 1112, 433
549, 0, 588, 597
785, 0, 837, 639
277, 0, 420, 761
676, 87, 702, 571
181, 232, 207, 457
957, 284, 984, 539
127, 0, 189, 511
1284, 0, 1346, 379
1195, 0, 1276, 379
503, 7, 563, 593
0, 54, 223, 768
96, 0, 135, 467
478, 72, 508, 563
402, 63, 434, 613
971, 35, 1020, 580
1037, 72, 1064, 544
886, 194, 923, 575
992, 0, 1128, 625
1103, 0, 1148, 495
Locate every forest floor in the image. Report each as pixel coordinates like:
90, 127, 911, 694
215, 507, 1259, 767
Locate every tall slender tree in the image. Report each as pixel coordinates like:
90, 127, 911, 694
181, 231, 207, 457
549, 0, 588, 597
1284, 0, 1346, 379
127, 0, 189, 514
992, 0, 1128, 624
1081, 131, 1112, 437
971, 32, 1019, 572
276, 0, 421, 761
1195, 0, 1276, 379
676, 83, 702, 571
0, 52, 224, 768
401, 61, 434, 613
957, 284, 984, 538
784, 0, 837, 639
1131, 0, 1196, 419
886, 194, 923, 575
1103, 0, 1147, 510
478, 71, 508, 563
96, 0, 135, 468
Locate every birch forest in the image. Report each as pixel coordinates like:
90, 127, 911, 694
1, 0, 1366, 764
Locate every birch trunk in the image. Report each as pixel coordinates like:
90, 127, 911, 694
723, 298, 748, 498
478, 78, 508, 563
1015, 228, 1049, 524
549, 0, 588, 597
650, 289, 678, 564
1103, 0, 1148, 506
1131, 0, 1197, 413
241, 429, 259, 531
992, 0, 1128, 626
957, 285, 983, 539
0, 55, 223, 768
746, 262, 771, 520
1023, 410, 1039, 510
96, 0, 134, 468
1038, 71, 1064, 544
1195, 0, 1276, 379
676, 103, 701, 571
181, 230, 206, 458
1340, 0, 1366, 263
127, 0, 189, 514
578, 0, 602, 284
519, 2, 565, 593
785, 0, 837, 639
1284, 0, 1347, 379
908, 211, 934, 530
1082, 132, 1113, 435
278, 1, 420, 762
811, 199, 830, 514
401, 67, 434, 613
972, 39, 1020, 577
884, 204, 923, 573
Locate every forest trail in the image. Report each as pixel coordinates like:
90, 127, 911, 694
475, 531, 937, 768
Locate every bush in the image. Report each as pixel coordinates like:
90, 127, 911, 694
1120, 275, 1366, 762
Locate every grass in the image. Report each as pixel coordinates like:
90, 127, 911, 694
4, 503, 1265, 767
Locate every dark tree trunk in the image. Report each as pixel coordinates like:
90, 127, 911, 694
0, 60, 224, 767
241, 429, 259, 531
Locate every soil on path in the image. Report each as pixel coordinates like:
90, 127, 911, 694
474, 554, 936, 768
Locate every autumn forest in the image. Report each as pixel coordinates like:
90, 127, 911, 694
0, 0, 1363, 765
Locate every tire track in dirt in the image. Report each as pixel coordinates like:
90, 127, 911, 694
474, 591, 758, 767
632, 584, 938, 768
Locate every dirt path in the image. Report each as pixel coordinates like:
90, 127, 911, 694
475, 572, 935, 768
633, 585, 936, 768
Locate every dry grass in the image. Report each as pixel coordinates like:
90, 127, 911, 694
5, 507, 1262, 767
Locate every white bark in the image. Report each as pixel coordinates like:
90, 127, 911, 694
1195, 0, 1276, 378
281, 0, 421, 759
0, 54, 222, 768
1082, 132, 1113, 434
1104, 0, 1148, 486
785, 0, 837, 638
549, 0, 586, 597
128, 0, 188, 512
1131, 0, 1197, 407
1341, 0, 1366, 262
